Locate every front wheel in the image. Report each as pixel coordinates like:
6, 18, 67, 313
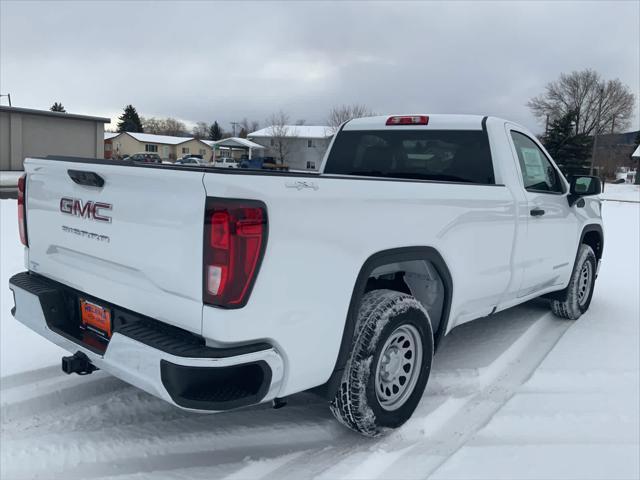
330, 289, 433, 437
551, 244, 597, 320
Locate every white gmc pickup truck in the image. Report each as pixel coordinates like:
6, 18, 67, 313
9, 114, 604, 436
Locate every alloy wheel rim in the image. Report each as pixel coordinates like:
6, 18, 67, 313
375, 324, 423, 411
577, 260, 593, 307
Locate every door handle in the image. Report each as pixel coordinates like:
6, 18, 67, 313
68, 169, 105, 187
530, 208, 545, 217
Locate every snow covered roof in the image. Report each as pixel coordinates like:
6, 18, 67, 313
125, 132, 193, 145
632, 145, 640, 158
104, 132, 120, 140
213, 137, 265, 149
248, 125, 332, 139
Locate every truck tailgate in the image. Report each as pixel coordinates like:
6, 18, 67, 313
23, 158, 206, 335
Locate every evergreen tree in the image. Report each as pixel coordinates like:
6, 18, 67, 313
542, 111, 592, 176
50, 102, 66, 112
209, 121, 223, 141
117, 104, 143, 133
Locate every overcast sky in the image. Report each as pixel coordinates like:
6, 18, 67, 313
1, 1, 638, 134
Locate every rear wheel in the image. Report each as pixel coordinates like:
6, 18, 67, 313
330, 289, 433, 437
551, 244, 597, 320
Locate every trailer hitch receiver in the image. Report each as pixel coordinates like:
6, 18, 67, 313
62, 351, 98, 375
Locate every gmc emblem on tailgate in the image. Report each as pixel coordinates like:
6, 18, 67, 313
60, 197, 112, 223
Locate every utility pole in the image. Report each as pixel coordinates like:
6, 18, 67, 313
544, 114, 549, 135
230, 121, 240, 137
589, 85, 604, 176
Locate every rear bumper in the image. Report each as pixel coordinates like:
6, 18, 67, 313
8, 272, 284, 412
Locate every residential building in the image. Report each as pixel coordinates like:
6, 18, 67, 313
248, 125, 333, 170
1, 105, 108, 171
592, 130, 639, 180
106, 132, 213, 162
104, 131, 119, 159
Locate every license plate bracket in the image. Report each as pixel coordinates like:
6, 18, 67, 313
79, 298, 112, 340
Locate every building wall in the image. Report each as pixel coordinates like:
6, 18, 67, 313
0, 108, 106, 171
109, 135, 213, 162
248, 136, 331, 170
174, 139, 213, 161
0, 113, 10, 168
594, 143, 637, 179
110, 133, 144, 159
104, 139, 113, 159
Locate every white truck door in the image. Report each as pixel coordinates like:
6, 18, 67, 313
507, 129, 579, 297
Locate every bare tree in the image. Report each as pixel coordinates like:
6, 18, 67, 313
528, 69, 635, 136
239, 118, 260, 136
192, 121, 209, 139
162, 117, 188, 136
141, 117, 188, 136
141, 116, 163, 134
266, 111, 294, 164
327, 104, 374, 132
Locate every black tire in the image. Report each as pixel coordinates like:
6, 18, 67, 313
551, 244, 597, 320
329, 289, 434, 437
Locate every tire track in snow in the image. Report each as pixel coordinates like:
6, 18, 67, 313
1, 393, 342, 479
1, 301, 566, 480
377, 313, 572, 479
301, 311, 570, 480
34, 444, 314, 480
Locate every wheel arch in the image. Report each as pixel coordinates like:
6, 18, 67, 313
317, 246, 453, 399
545, 223, 604, 302
580, 223, 604, 261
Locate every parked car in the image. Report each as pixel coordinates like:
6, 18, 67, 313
178, 154, 204, 161
239, 157, 288, 171
128, 152, 162, 164
10, 114, 604, 437
175, 157, 208, 166
213, 157, 239, 168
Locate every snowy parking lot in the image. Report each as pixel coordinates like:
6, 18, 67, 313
1, 185, 638, 480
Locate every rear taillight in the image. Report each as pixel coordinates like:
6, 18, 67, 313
386, 115, 429, 126
203, 198, 267, 308
17, 173, 28, 246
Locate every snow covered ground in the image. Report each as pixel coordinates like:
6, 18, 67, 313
1, 184, 638, 479
601, 182, 640, 203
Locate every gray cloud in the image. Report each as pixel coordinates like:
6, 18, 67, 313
1, 0, 638, 133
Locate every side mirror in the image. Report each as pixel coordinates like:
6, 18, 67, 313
568, 175, 602, 206
570, 175, 602, 196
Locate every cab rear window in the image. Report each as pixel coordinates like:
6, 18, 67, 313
324, 130, 495, 184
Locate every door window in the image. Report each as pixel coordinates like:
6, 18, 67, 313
510, 131, 563, 193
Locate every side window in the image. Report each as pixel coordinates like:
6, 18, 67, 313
510, 131, 563, 193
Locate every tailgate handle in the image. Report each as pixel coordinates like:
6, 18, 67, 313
68, 170, 105, 188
